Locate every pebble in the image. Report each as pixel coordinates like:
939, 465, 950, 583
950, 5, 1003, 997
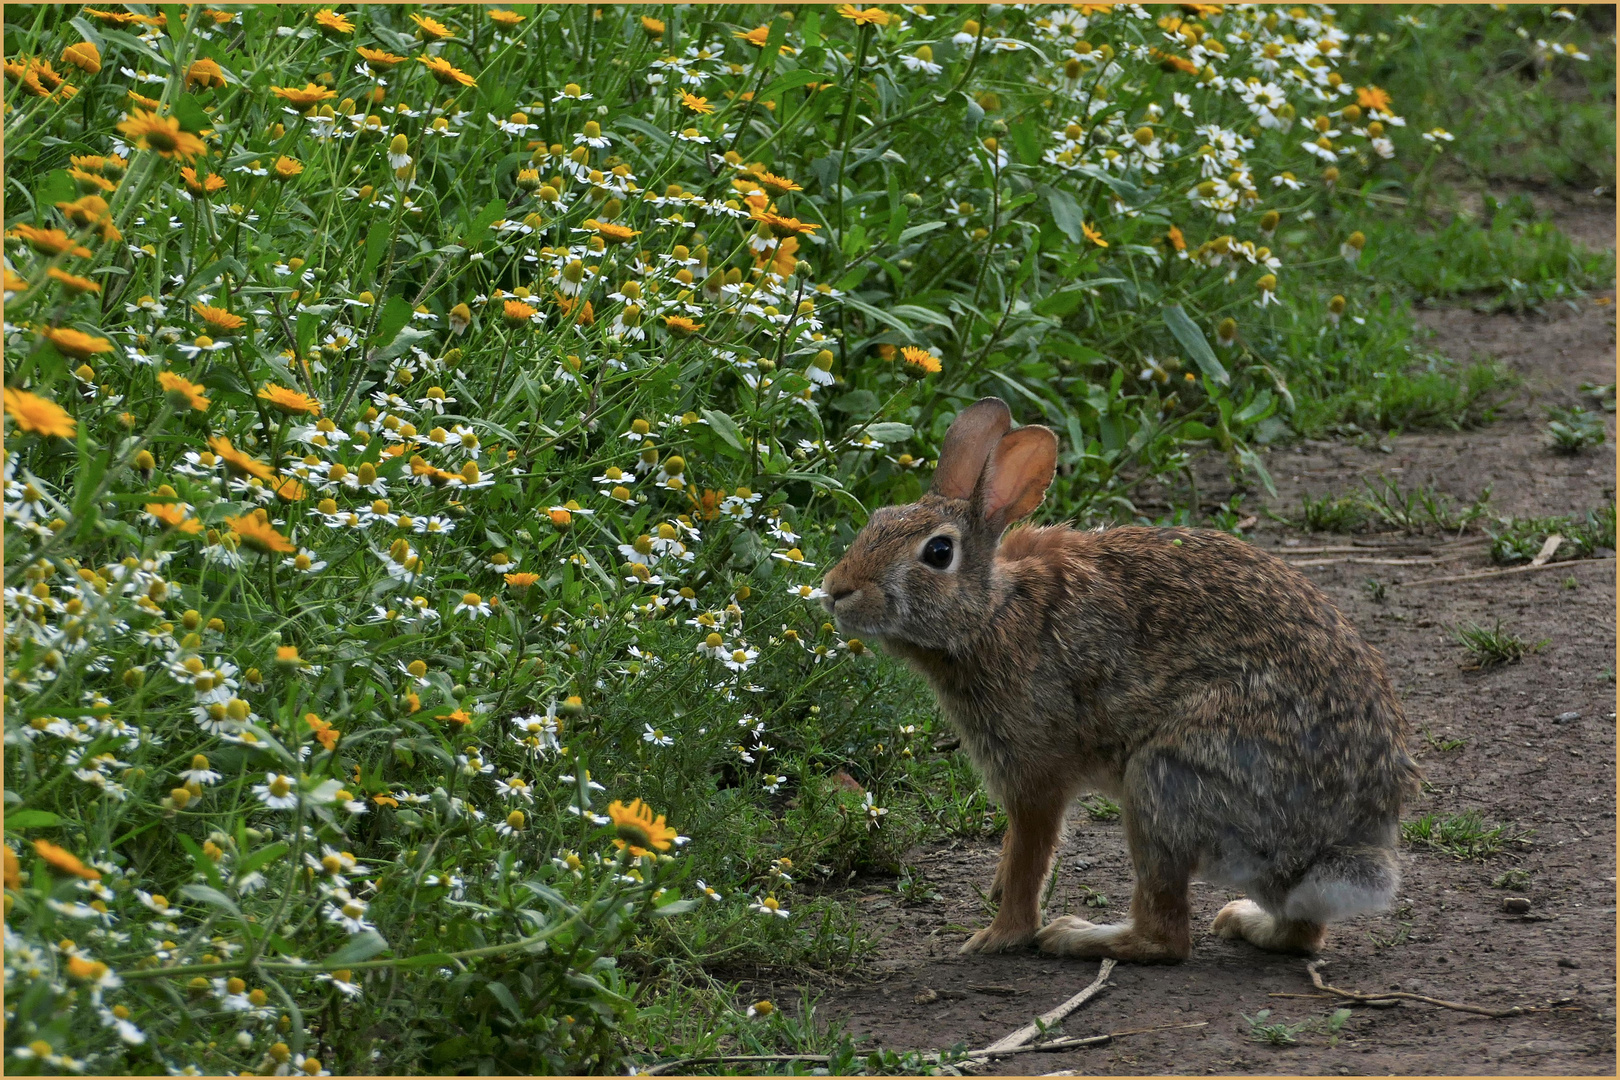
1554, 711, 1581, 723
913, 987, 939, 1004
1503, 896, 1532, 914
1558, 958, 1583, 969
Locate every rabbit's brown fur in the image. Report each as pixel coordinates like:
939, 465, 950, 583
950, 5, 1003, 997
822, 398, 1420, 962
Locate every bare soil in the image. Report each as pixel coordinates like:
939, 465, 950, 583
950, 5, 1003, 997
771, 207, 1618, 1074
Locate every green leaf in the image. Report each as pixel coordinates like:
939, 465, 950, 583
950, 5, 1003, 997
1163, 303, 1229, 387
1046, 188, 1087, 246
179, 883, 245, 922
360, 221, 391, 284
375, 326, 433, 364
463, 197, 507, 247
701, 409, 745, 452
1009, 118, 1042, 166
651, 899, 699, 916
372, 294, 415, 347
485, 979, 523, 1019
174, 94, 211, 134
236, 842, 289, 878
3, 810, 61, 831
758, 68, 822, 102
1234, 388, 1276, 425
864, 422, 914, 443
323, 930, 390, 965
897, 220, 946, 245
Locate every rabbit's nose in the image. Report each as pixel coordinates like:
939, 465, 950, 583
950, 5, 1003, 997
822, 584, 855, 613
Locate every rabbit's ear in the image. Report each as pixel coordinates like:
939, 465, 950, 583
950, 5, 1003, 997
979, 425, 1058, 532
931, 398, 1012, 499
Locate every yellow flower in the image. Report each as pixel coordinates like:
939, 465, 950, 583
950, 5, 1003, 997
115, 110, 206, 161
146, 500, 202, 534
505, 572, 541, 588
418, 55, 476, 88
273, 476, 307, 502
4, 388, 76, 438
5, 268, 30, 293
314, 9, 354, 35
270, 83, 337, 110
410, 13, 454, 40
489, 9, 524, 27
750, 211, 819, 239
159, 371, 211, 411
46, 268, 100, 295
9, 224, 92, 258
43, 326, 113, 359
734, 25, 772, 46
899, 346, 942, 374
502, 299, 538, 327
207, 435, 276, 481
67, 166, 117, 193
257, 385, 322, 416
226, 510, 296, 554
83, 6, 142, 25
608, 799, 679, 856
679, 90, 713, 114
591, 221, 640, 245
32, 839, 100, 880
180, 167, 226, 194
186, 58, 226, 89
837, 4, 892, 26
1356, 85, 1391, 112
663, 315, 703, 337
357, 46, 408, 70
60, 42, 101, 74
272, 156, 304, 181
193, 303, 247, 335
1082, 221, 1108, 247
750, 170, 802, 198
640, 15, 665, 37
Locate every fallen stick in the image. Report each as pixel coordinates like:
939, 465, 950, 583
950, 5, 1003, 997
1397, 557, 1615, 588
963, 1021, 1207, 1063
639, 1018, 1206, 1074
1306, 960, 1529, 1018
982, 958, 1116, 1053
1287, 553, 1478, 568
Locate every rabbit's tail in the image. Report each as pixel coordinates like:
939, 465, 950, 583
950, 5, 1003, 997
1278, 845, 1400, 924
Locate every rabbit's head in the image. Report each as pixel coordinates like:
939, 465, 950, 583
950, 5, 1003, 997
821, 398, 1058, 650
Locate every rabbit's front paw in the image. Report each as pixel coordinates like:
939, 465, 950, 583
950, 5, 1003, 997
959, 921, 1037, 954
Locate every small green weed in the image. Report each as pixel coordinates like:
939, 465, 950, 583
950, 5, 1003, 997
1301, 493, 1368, 533
1241, 1009, 1303, 1046
1403, 810, 1528, 859
1491, 868, 1531, 889
1363, 477, 1491, 535
1579, 381, 1617, 413
1322, 1008, 1355, 1047
1420, 727, 1468, 752
1545, 405, 1607, 454
1452, 620, 1545, 668
1363, 578, 1389, 603
1081, 795, 1121, 822
894, 868, 942, 905
1490, 504, 1616, 563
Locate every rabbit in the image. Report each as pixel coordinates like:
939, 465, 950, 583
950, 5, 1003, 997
820, 397, 1420, 962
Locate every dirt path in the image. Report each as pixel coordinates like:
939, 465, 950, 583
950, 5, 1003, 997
780, 211, 1617, 1074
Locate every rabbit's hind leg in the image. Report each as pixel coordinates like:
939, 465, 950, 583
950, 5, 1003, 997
960, 794, 1065, 953
1036, 861, 1193, 963
1211, 898, 1325, 954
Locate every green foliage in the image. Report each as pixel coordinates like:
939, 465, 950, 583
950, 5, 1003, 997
0, 3, 1609, 1073
1545, 404, 1608, 454
1402, 810, 1528, 860
1344, 4, 1617, 187
1451, 620, 1546, 669
1489, 503, 1616, 563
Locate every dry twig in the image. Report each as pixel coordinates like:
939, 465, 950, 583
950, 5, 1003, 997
1398, 557, 1614, 588
1306, 960, 1529, 1018
983, 958, 1115, 1053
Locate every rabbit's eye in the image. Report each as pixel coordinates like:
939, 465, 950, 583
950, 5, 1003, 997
920, 535, 954, 569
